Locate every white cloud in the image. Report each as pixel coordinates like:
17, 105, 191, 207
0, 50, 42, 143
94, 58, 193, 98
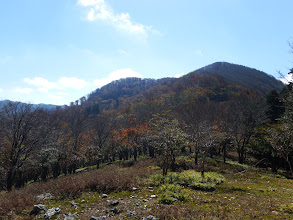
48, 94, 65, 100
94, 68, 142, 87
24, 77, 60, 93
24, 76, 90, 92
58, 77, 90, 90
16, 88, 33, 94
175, 73, 184, 78
280, 73, 293, 84
78, 0, 153, 39
0, 88, 3, 93
117, 49, 130, 56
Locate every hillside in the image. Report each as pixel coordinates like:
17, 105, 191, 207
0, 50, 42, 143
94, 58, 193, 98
84, 62, 284, 112
188, 62, 284, 94
2, 156, 293, 219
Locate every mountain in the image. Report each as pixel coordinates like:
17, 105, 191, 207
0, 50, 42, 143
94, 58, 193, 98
187, 62, 284, 94
0, 99, 62, 110
84, 62, 284, 112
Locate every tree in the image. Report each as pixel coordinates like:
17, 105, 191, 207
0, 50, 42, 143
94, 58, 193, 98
195, 121, 217, 177
148, 113, 187, 175
88, 114, 113, 167
265, 123, 293, 175
265, 90, 285, 122
0, 102, 38, 191
223, 96, 266, 164
113, 123, 149, 162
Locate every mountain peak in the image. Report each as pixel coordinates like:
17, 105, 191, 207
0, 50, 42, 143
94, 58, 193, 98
188, 62, 284, 94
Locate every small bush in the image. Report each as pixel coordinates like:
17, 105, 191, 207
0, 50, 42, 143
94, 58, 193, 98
158, 184, 188, 205
279, 204, 293, 214
147, 170, 225, 191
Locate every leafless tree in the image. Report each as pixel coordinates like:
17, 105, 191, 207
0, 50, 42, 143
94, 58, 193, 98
0, 102, 38, 190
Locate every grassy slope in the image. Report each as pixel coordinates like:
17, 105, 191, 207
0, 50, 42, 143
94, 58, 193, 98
1, 157, 293, 220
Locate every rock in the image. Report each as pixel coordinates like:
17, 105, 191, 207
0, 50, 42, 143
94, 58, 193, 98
127, 211, 136, 216
37, 193, 52, 200
132, 187, 138, 191
150, 195, 156, 198
143, 215, 158, 220
101, 194, 108, 198
108, 199, 119, 207
30, 204, 47, 215
107, 207, 120, 214
90, 216, 106, 220
64, 212, 79, 220
71, 202, 79, 208
44, 207, 61, 219
143, 199, 148, 202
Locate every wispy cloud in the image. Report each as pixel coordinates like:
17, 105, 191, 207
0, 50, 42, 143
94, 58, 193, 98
0, 88, 3, 93
280, 73, 293, 84
175, 73, 184, 78
59, 77, 90, 90
117, 49, 130, 56
24, 77, 90, 92
78, 0, 154, 40
16, 88, 33, 94
195, 49, 204, 57
94, 68, 142, 87
0, 56, 13, 64
24, 77, 61, 93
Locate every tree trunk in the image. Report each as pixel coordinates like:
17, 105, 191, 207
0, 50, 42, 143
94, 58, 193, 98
223, 144, 226, 163
6, 168, 15, 191
201, 153, 205, 178
194, 149, 198, 166
134, 147, 137, 162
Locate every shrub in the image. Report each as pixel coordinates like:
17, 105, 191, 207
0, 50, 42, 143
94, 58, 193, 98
157, 184, 188, 205
147, 170, 225, 191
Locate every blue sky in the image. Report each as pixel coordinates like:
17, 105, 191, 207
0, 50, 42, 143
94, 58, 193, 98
0, 0, 292, 105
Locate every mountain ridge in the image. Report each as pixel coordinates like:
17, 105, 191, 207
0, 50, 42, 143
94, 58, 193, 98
187, 62, 284, 93
83, 62, 284, 112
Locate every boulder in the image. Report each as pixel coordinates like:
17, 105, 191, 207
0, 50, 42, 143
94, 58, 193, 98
37, 193, 52, 200
44, 207, 61, 219
30, 204, 47, 215
64, 212, 79, 220
127, 211, 136, 216
106, 207, 120, 214
101, 194, 108, 198
107, 199, 119, 207
89, 216, 106, 220
143, 215, 158, 220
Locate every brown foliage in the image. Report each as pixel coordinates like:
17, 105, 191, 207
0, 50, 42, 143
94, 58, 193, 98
0, 160, 153, 217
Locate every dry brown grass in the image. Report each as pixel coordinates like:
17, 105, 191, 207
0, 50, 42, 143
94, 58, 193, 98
0, 159, 155, 217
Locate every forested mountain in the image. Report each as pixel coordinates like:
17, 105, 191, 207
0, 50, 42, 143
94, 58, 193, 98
1, 60, 293, 220
189, 62, 284, 93
84, 62, 284, 112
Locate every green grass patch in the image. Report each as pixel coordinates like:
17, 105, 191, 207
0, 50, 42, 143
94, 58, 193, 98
147, 170, 225, 192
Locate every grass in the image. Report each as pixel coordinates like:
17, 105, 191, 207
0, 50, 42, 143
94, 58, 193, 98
1, 156, 293, 219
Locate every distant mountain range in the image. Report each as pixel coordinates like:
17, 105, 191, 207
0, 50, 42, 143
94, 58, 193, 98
0, 99, 62, 110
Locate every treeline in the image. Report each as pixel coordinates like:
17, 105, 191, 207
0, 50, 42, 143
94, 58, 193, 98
0, 80, 292, 191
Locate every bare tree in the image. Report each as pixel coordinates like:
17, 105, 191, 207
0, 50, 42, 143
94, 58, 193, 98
0, 102, 38, 191
223, 96, 266, 164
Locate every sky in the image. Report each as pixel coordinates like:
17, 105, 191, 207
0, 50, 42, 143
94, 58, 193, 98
0, 0, 293, 105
